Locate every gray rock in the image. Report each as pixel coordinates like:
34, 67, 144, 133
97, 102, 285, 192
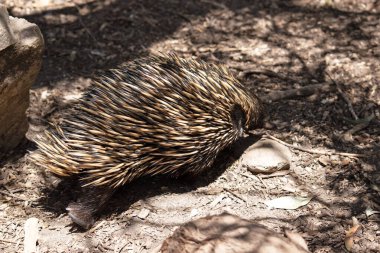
0, 4, 44, 153
241, 139, 292, 174
160, 213, 309, 253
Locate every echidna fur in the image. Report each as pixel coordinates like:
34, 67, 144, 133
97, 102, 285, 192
31, 54, 263, 228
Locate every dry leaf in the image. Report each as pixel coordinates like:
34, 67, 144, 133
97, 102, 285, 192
264, 196, 312, 210
344, 217, 361, 252
365, 208, 380, 217
285, 230, 309, 252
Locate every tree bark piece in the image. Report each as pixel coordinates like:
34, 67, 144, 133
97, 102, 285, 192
0, 4, 44, 153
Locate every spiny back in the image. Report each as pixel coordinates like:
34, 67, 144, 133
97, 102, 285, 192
32, 55, 263, 188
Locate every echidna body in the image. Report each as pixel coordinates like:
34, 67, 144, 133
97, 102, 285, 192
32, 55, 263, 229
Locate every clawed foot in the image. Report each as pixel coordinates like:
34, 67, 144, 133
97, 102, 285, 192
66, 202, 95, 230
65, 186, 115, 230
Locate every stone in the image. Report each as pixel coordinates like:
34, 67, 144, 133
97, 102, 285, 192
241, 139, 292, 174
0, 4, 44, 153
0, 5, 16, 51
160, 213, 309, 253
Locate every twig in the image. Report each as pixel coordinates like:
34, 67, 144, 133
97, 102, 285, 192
325, 72, 358, 120
0, 190, 34, 202
240, 173, 260, 190
199, 0, 227, 9
240, 173, 268, 198
239, 171, 268, 189
163, 9, 191, 22
256, 175, 268, 189
118, 242, 129, 253
87, 220, 106, 234
238, 69, 301, 84
0, 238, 17, 244
262, 83, 335, 102
73, 3, 97, 42
223, 188, 247, 203
337, 86, 359, 120
236, 67, 336, 101
97, 243, 113, 252
259, 170, 290, 179
343, 114, 374, 140
263, 134, 367, 158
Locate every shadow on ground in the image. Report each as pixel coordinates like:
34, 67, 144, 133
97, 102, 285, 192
2, 0, 379, 252
38, 134, 261, 230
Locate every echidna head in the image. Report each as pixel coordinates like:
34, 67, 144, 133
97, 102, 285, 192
248, 98, 265, 131
231, 96, 264, 137
230, 104, 247, 137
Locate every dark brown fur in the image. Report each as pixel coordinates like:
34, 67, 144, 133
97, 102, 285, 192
31, 55, 263, 229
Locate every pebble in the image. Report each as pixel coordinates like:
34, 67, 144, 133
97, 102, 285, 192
240, 139, 292, 174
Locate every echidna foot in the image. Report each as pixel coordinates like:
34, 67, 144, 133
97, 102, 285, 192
66, 202, 95, 230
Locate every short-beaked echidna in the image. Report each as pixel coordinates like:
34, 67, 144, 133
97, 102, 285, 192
32, 54, 263, 229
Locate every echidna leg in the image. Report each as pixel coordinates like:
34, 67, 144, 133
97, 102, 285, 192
66, 186, 114, 230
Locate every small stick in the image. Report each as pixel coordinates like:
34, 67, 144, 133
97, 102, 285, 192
263, 134, 367, 158
259, 170, 290, 179
256, 175, 268, 189
118, 242, 129, 253
262, 83, 335, 102
240, 173, 268, 198
240, 173, 260, 191
223, 188, 247, 203
337, 85, 359, 120
344, 114, 374, 137
0, 190, 34, 202
73, 4, 97, 42
199, 0, 227, 9
238, 69, 302, 84
87, 220, 106, 234
0, 238, 17, 244
325, 72, 358, 120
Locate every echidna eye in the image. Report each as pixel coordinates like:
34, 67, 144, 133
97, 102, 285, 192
230, 104, 246, 135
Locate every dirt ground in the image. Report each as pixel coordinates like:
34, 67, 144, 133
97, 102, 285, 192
1, 0, 380, 252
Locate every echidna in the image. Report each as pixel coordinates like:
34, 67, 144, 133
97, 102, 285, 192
32, 54, 263, 229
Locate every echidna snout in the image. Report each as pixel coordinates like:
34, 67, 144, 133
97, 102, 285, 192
230, 104, 246, 137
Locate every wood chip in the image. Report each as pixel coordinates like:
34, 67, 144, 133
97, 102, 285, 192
138, 208, 150, 219
24, 217, 39, 253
